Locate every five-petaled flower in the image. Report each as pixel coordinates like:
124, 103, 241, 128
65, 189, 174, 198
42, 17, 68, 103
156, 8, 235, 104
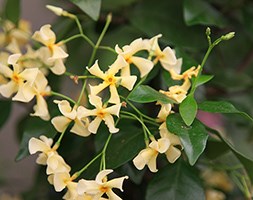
133, 138, 170, 172
32, 24, 68, 75
51, 100, 90, 137
77, 169, 128, 200
87, 55, 137, 104
29, 135, 71, 175
78, 95, 121, 134
115, 38, 154, 78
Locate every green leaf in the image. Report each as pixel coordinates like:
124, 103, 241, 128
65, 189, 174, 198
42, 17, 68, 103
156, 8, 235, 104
95, 121, 145, 169
16, 117, 56, 161
69, 0, 101, 21
0, 100, 11, 129
195, 75, 214, 87
183, 0, 226, 28
4, 0, 20, 24
129, 0, 206, 49
179, 94, 198, 126
207, 127, 253, 183
128, 85, 176, 104
146, 161, 205, 200
198, 100, 253, 122
166, 114, 209, 165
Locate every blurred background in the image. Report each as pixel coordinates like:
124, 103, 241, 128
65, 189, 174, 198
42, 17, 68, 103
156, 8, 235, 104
0, 0, 253, 199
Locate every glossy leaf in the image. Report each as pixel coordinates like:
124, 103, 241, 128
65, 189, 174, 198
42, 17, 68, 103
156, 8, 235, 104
179, 94, 198, 126
195, 75, 214, 87
198, 101, 253, 122
206, 127, 253, 183
128, 85, 176, 104
4, 0, 20, 24
166, 114, 209, 165
183, 0, 226, 27
129, 0, 206, 49
146, 161, 205, 200
69, 0, 101, 20
0, 100, 11, 129
16, 117, 56, 161
95, 121, 145, 169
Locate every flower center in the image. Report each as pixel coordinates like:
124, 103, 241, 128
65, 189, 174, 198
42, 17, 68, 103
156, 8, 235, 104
97, 110, 105, 119
12, 73, 20, 83
106, 75, 116, 85
99, 186, 109, 193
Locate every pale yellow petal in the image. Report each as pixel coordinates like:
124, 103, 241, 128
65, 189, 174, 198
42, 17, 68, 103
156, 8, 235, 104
53, 172, 70, 192
32, 24, 56, 46
120, 64, 131, 77
19, 68, 39, 85
71, 118, 91, 137
33, 71, 48, 92
95, 169, 113, 183
163, 58, 182, 74
108, 55, 127, 75
89, 82, 109, 96
28, 137, 51, 154
51, 116, 71, 132
8, 53, 21, 65
103, 114, 119, 133
57, 100, 76, 119
88, 117, 102, 134
160, 47, 177, 66
165, 146, 182, 163
87, 60, 105, 79
108, 85, 120, 104
50, 59, 66, 75
0, 81, 18, 97
36, 153, 47, 165
133, 148, 154, 170
50, 45, 68, 59
77, 179, 100, 195
130, 56, 154, 77
88, 94, 103, 108
147, 152, 158, 172
77, 106, 97, 118
118, 75, 137, 91
106, 189, 122, 200
104, 103, 121, 117
106, 176, 128, 191
149, 138, 170, 153
31, 95, 50, 120
0, 63, 13, 78
12, 82, 35, 102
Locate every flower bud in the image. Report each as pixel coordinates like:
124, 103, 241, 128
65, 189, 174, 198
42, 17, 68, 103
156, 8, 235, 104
221, 32, 235, 40
46, 5, 64, 16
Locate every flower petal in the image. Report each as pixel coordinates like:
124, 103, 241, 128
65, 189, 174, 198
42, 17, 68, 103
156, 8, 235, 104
108, 85, 120, 104
130, 56, 154, 77
28, 137, 51, 154
0, 81, 18, 97
106, 176, 128, 191
88, 117, 102, 134
95, 169, 113, 184
103, 114, 119, 133
89, 82, 109, 96
70, 118, 91, 137
165, 146, 182, 163
51, 116, 71, 132
118, 75, 137, 91
106, 189, 122, 200
104, 104, 121, 117
108, 55, 127, 75
87, 60, 105, 79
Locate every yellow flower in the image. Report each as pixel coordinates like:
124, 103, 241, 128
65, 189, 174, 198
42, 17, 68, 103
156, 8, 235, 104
147, 34, 181, 73
169, 65, 200, 81
159, 122, 183, 163
156, 102, 173, 122
87, 55, 137, 104
133, 138, 170, 172
78, 95, 121, 134
0, 19, 31, 48
77, 169, 128, 200
115, 38, 154, 77
0, 53, 39, 98
51, 100, 90, 137
13, 70, 51, 120
32, 24, 68, 75
28, 135, 71, 174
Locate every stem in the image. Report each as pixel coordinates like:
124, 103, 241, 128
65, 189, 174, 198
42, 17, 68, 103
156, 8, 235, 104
74, 16, 84, 35
120, 95, 157, 122
120, 111, 153, 137
61, 34, 83, 44
76, 80, 87, 106
98, 45, 116, 53
101, 133, 113, 170
73, 152, 103, 178
53, 129, 67, 150
50, 91, 76, 104
88, 13, 112, 67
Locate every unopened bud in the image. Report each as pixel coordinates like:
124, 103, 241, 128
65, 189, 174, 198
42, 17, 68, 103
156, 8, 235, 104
46, 5, 63, 16
206, 27, 211, 36
221, 32, 235, 40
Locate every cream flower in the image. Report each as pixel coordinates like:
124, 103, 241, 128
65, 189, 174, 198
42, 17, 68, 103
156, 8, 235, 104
156, 102, 173, 122
115, 38, 153, 77
13, 70, 51, 120
77, 169, 128, 200
32, 24, 68, 75
159, 122, 183, 163
87, 55, 137, 104
51, 100, 90, 137
28, 135, 71, 174
169, 65, 200, 81
0, 53, 39, 98
147, 34, 179, 71
0, 19, 31, 48
133, 138, 170, 172
78, 95, 121, 134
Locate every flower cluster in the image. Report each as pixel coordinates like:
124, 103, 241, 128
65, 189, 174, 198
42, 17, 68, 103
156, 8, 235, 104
0, 5, 204, 199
